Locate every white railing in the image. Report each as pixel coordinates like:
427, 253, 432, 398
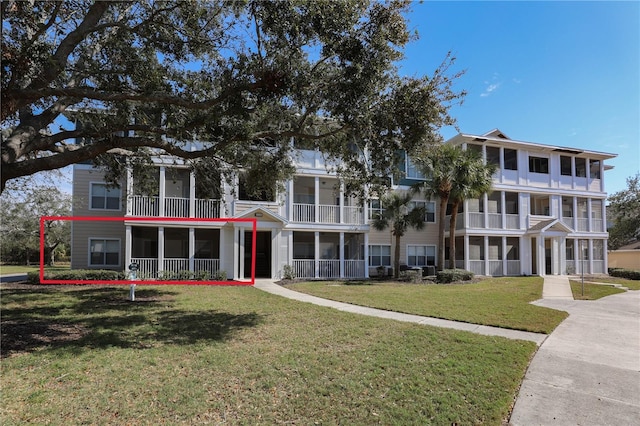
468, 260, 485, 275
505, 214, 520, 229
592, 260, 605, 274
343, 206, 364, 224
488, 260, 503, 276
130, 258, 158, 278
194, 258, 220, 275
130, 196, 160, 216
319, 259, 340, 278
164, 197, 189, 217
318, 205, 339, 224
565, 260, 576, 275
293, 203, 315, 222
163, 258, 190, 273
506, 260, 520, 275
195, 199, 221, 218
592, 219, 604, 232
292, 259, 315, 278
487, 213, 502, 229
344, 260, 365, 278
576, 218, 589, 231
562, 217, 574, 229
468, 213, 484, 228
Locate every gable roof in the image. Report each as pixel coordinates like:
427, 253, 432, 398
234, 206, 288, 224
527, 218, 574, 234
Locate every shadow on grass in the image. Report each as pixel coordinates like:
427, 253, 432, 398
1, 285, 263, 358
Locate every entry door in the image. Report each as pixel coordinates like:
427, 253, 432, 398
545, 239, 552, 275
244, 231, 272, 278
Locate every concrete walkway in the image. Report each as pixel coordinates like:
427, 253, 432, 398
254, 279, 547, 345
542, 275, 574, 300
510, 290, 640, 425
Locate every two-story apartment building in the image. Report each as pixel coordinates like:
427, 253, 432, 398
70, 129, 616, 280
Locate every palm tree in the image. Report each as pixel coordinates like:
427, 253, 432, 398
413, 144, 496, 271
371, 192, 426, 279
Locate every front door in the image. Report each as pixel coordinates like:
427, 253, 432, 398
244, 231, 272, 278
545, 238, 552, 275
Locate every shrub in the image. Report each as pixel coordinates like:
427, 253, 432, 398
282, 264, 295, 280
28, 269, 123, 284
212, 270, 227, 281
193, 270, 210, 281
177, 270, 193, 280
436, 269, 474, 284
609, 268, 640, 280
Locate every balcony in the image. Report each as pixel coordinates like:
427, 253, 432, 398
129, 195, 221, 218
292, 203, 364, 225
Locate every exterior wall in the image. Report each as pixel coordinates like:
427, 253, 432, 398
608, 251, 640, 270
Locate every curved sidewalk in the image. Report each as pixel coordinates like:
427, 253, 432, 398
254, 280, 547, 345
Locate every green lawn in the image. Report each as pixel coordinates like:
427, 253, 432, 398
583, 276, 640, 291
569, 280, 627, 300
1, 283, 536, 425
288, 277, 567, 334
0, 264, 70, 275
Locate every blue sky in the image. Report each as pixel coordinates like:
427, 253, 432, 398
401, 1, 639, 195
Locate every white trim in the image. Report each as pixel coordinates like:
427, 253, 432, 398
88, 237, 122, 267
368, 244, 392, 267
406, 244, 437, 267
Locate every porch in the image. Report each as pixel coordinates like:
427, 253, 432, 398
291, 231, 367, 279
290, 176, 365, 225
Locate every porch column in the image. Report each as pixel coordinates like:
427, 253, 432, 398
219, 227, 225, 275
339, 184, 345, 224
537, 236, 545, 276
232, 226, 239, 280
189, 171, 196, 218
339, 232, 345, 278
573, 196, 578, 230
314, 231, 320, 278
364, 233, 369, 278
126, 167, 133, 215
483, 193, 489, 228
188, 227, 195, 272
158, 227, 165, 273
603, 239, 609, 272
588, 239, 594, 274
287, 179, 294, 221
587, 198, 593, 232
463, 235, 470, 271
159, 167, 166, 217
238, 227, 245, 280
502, 236, 507, 276
125, 225, 132, 271
483, 235, 489, 276
499, 147, 505, 184
559, 237, 566, 275
314, 177, 320, 224
500, 191, 506, 229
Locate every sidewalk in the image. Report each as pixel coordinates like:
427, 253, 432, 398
254, 279, 547, 345
510, 290, 640, 425
542, 275, 573, 300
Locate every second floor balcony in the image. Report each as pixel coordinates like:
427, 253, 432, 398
128, 195, 221, 218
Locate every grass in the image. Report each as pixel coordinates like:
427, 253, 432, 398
580, 276, 640, 291
0, 283, 537, 425
569, 280, 626, 300
0, 263, 70, 275
288, 277, 567, 334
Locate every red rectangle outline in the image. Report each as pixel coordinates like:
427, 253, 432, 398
39, 216, 256, 286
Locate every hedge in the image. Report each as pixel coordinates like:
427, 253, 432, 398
27, 269, 124, 284
608, 268, 640, 280
436, 269, 474, 284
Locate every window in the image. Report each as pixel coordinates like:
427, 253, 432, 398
368, 199, 384, 220
89, 239, 120, 266
566, 239, 575, 261
409, 200, 436, 223
486, 146, 500, 167
369, 245, 391, 267
590, 159, 601, 179
560, 156, 572, 176
90, 183, 121, 210
528, 156, 549, 174
407, 245, 436, 267
406, 156, 426, 179
575, 158, 586, 177
503, 148, 518, 170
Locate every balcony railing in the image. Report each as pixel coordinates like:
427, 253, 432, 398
562, 217, 574, 229
164, 258, 189, 273
130, 257, 158, 278
468, 260, 485, 275
292, 259, 315, 278
592, 219, 604, 232
319, 259, 340, 278
505, 214, 520, 229
318, 205, 339, 223
194, 258, 221, 275
576, 218, 589, 231
129, 195, 221, 218
293, 203, 363, 225
488, 260, 503, 276
468, 212, 484, 228
291, 259, 366, 278
487, 213, 502, 229
344, 260, 365, 278
506, 260, 520, 275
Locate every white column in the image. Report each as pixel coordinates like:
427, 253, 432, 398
219, 227, 225, 276
125, 225, 132, 269
588, 239, 594, 274
288, 179, 294, 221
314, 231, 320, 278
499, 147, 505, 184
483, 193, 488, 228
502, 236, 507, 276
339, 184, 345, 224
603, 239, 608, 272
464, 235, 470, 271
573, 197, 578, 230
559, 237, 566, 275
158, 227, 165, 273
363, 233, 369, 278
232, 226, 239, 279
538, 237, 545, 276
314, 177, 320, 223
189, 171, 196, 218
239, 227, 245, 280
339, 232, 345, 278
483, 236, 489, 276
500, 191, 506, 229
159, 167, 166, 217
126, 167, 133, 215
587, 198, 593, 232
188, 227, 195, 272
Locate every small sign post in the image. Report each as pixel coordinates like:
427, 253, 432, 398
129, 263, 139, 301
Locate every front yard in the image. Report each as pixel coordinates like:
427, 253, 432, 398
1, 283, 536, 425
288, 276, 568, 334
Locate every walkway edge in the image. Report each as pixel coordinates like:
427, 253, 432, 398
254, 280, 547, 346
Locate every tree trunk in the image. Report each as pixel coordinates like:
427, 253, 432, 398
437, 196, 449, 271
394, 232, 401, 279
448, 201, 460, 269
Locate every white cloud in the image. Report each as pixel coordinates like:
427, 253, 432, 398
480, 82, 501, 97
